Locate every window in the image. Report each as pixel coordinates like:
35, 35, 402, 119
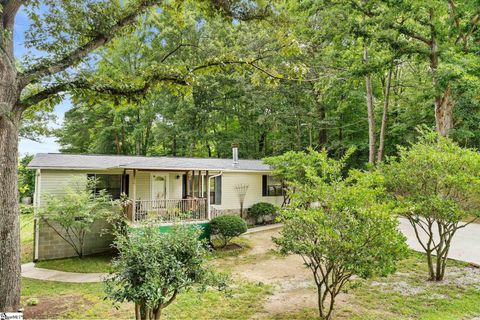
182, 174, 221, 204
87, 174, 125, 199
210, 176, 222, 205
262, 175, 283, 197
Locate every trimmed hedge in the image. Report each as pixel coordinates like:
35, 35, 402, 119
210, 215, 247, 248
248, 202, 277, 223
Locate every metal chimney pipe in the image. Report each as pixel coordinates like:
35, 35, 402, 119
232, 144, 239, 165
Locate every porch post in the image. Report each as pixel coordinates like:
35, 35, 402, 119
192, 170, 196, 197
198, 170, 202, 197
206, 171, 211, 220
186, 170, 190, 197
132, 169, 137, 222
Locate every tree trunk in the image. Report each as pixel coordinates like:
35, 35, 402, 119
318, 102, 327, 147
135, 303, 141, 320
0, 109, 22, 312
428, 8, 454, 137
258, 131, 266, 157
426, 250, 435, 281
434, 85, 454, 137
153, 306, 162, 320
376, 65, 393, 162
363, 45, 376, 164
0, 46, 22, 310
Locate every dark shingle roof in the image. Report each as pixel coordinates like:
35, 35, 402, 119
28, 153, 271, 172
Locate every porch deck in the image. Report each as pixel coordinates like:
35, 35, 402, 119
125, 198, 209, 224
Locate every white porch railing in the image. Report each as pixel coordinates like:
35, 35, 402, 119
126, 198, 208, 223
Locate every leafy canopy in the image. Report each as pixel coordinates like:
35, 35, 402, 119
105, 224, 227, 319
384, 129, 480, 222
382, 129, 480, 281
267, 148, 407, 319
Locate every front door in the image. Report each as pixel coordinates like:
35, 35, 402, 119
151, 174, 168, 207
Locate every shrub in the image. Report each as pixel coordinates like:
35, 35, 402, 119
26, 298, 39, 306
39, 177, 122, 258
19, 204, 34, 215
382, 130, 480, 281
210, 215, 247, 248
105, 224, 227, 320
275, 170, 407, 320
248, 202, 277, 224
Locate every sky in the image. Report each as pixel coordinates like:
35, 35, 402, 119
15, 6, 67, 155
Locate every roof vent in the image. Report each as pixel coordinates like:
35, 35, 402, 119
232, 144, 239, 165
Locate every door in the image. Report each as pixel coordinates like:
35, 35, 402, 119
151, 173, 168, 208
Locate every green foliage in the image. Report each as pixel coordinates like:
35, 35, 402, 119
264, 148, 355, 206
105, 224, 228, 320
38, 177, 122, 258
18, 154, 35, 199
248, 202, 277, 221
25, 297, 39, 306
382, 129, 480, 281
273, 150, 407, 319
19, 204, 34, 215
210, 215, 247, 248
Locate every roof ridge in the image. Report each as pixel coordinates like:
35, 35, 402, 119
41, 153, 264, 162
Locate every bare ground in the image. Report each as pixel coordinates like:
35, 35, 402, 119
224, 229, 319, 318
23, 295, 87, 319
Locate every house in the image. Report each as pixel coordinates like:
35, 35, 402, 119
28, 146, 283, 260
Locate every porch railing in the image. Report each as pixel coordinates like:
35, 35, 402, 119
125, 198, 208, 223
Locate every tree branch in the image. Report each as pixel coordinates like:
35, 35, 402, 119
160, 43, 198, 63
2, 0, 24, 30
18, 75, 187, 110
389, 23, 431, 45
19, 55, 289, 110
209, 0, 272, 21
18, 1, 160, 88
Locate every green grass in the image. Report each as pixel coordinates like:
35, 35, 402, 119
21, 229, 480, 320
36, 253, 114, 273
21, 277, 270, 319
267, 251, 480, 320
20, 213, 34, 263
34, 236, 251, 273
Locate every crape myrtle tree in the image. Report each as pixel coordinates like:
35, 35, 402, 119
38, 177, 122, 258
0, 0, 277, 311
105, 224, 228, 320
382, 129, 480, 281
269, 150, 407, 320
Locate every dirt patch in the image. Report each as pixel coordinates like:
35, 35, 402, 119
230, 230, 318, 317
23, 295, 87, 319
214, 243, 244, 251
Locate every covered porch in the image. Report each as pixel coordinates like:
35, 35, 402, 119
121, 168, 221, 224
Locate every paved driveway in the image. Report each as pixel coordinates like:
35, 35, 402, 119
398, 218, 480, 266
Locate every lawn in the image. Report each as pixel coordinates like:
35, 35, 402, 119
33, 236, 252, 273
21, 229, 480, 319
20, 212, 34, 263
265, 252, 480, 320
21, 277, 270, 319
35, 253, 114, 273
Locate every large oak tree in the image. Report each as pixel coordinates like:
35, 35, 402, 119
0, 0, 273, 311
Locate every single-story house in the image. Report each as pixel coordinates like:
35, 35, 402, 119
28, 146, 283, 260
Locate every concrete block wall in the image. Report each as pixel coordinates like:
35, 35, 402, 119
36, 218, 115, 261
